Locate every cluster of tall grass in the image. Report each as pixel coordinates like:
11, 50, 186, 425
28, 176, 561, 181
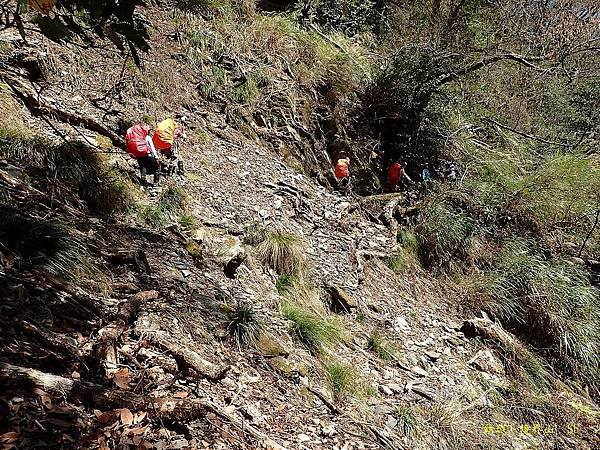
0, 131, 134, 215
183, 8, 369, 116
0, 207, 87, 279
281, 303, 343, 354
471, 238, 600, 394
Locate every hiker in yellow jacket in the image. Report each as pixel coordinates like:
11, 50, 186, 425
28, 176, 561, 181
153, 118, 186, 176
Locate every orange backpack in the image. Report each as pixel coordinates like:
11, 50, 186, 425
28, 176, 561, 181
152, 118, 178, 151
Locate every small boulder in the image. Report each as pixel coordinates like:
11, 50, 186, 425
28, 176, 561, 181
327, 286, 357, 313
255, 332, 290, 357
393, 316, 411, 333
467, 349, 505, 376
379, 385, 393, 396
424, 350, 441, 361
411, 366, 428, 377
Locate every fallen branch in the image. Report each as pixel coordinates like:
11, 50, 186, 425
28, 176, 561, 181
94, 290, 159, 372
485, 117, 573, 148
0, 362, 146, 410
0, 362, 287, 449
2, 73, 124, 148
145, 330, 229, 382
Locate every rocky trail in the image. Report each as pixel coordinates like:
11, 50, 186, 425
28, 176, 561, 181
0, 111, 564, 449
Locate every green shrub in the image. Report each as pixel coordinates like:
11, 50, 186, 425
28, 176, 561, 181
227, 302, 261, 348
282, 304, 342, 353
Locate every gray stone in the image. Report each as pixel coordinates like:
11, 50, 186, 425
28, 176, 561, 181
385, 416, 398, 430
467, 350, 505, 376
297, 433, 311, 443
424, 350, 441, 361
386, 383, 403, 393
393, 316, 411, 333
374, 404, 395, 415
411, 385, 436, 401
379, 385, 393, 396
321, 424, 336, 437
327, 286, 357, 312
411, 366, 428, 377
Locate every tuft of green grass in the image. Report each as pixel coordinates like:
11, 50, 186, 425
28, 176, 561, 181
257, 230, 306, 275
282, 304, 342, 353
227, 75, 259, 104
0, 134, 133, 215
415, 199, 477, 271
355, 312, 367, 323
179, 213, 197, 231
397, 229, 419, 250
0, 208, 86, 279
395, 405, 418, 437
367, 331, 395, 360
276, 273, 301, 296
136, 204, 169, 229
386, 251, 408, 274
136, 185, 190, 229
522, 354, 552, 393
227, 302, 261, 348
324, 360, 360, 401
475, 237, 600, 395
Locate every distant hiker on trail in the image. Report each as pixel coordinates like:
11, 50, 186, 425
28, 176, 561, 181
125, 123, 160, 187
334, 157, 351, 190
421, 165, 432, 183
388, 162, 413, 191
445, 161, 457, 182
153, 118, 186, 176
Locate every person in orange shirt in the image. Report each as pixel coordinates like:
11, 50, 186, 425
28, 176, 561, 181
335, 157, 350, 179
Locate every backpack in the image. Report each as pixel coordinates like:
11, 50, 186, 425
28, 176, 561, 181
152, 118, 178, 151
125, 124, 151, 158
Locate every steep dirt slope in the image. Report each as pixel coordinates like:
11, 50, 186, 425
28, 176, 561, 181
1, 4, 599, 450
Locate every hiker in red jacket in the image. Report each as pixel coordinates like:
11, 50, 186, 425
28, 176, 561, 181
334, 157, 351, 191
125, 124, 160, 186
388, 162, 413, 191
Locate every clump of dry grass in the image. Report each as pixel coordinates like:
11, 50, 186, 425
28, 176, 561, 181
257, 230, 306, 275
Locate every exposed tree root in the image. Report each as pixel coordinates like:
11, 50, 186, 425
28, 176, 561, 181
1, 72, 125, 148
